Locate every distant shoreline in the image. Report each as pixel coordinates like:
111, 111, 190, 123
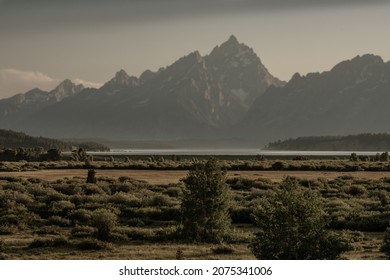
71, 149, 385, 156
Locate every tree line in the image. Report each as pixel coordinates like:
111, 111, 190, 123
266, 133, 390, 151
0, 129, 108, 152
0, 147, 62, 161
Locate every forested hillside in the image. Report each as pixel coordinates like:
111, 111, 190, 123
266, 134, 390, 151
0, 129, 108, 151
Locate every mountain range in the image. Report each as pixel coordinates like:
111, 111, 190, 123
1, 36, 390, 147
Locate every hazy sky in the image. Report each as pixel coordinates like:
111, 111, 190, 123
1, 0, 389, 98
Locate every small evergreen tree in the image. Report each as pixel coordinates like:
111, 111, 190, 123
380, 152, 389, 162
350, 153, 359, 161
250, 177, 349, 260
86, 169, 97, 184
180, 158, 231, 242
46, 149, 61, 161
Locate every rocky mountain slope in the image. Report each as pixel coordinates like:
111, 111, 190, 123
240, 54, 390, 144
1, 37, 390, 146
0, 36, 284, 140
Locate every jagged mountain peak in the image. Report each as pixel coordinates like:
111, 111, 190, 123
325, 54, 387, 86
179, 51, 203, 63
227, 34, 239, 44
101, 69, 139, 91
207, 35, 263, 72
0, 36, 287, 140
54, 79, 83, 92
115, 69, 130, 80
220, 34, 241, 50
50, 79, 84, 102
139, 69, 157, 83
351, 54, 384, 64
210, 35, 249, 57
331, 54, 384, 72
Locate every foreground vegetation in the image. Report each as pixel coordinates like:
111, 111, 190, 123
4, 156, 390, 172
1, 158, 390, 259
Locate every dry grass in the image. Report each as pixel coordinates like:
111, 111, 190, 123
343, 232, 386, 260
0, 228, 254, 260
3, 169, 390, 184
1, 164, 389, 260
1, 231, 384, 260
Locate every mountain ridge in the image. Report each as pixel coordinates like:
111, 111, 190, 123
240, 53, 390, 144
0, 36, 284, 141
1, 37, 390, 146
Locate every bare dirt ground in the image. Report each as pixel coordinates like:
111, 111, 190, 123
2, 169, 390, 184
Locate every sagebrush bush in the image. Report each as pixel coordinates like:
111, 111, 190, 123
71, 225, 95, 238
34, 225, 62, 235
123, 227, 155, 241
0, 239, 4, 252
48, 216, 71, 227
76, 239, 107, 250
381, 227, 390, 259
28, 237, 69, 248
149, 194, 173, 207
91, 209, 118, 241
68, 209, 93, 226
163, 185, 183, 197
212, 245, 235, 254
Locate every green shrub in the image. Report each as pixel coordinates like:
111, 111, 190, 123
149, 194, 174, 207
230, 207, 252, 223
76, 239, 107, 250
380, 227, 390, 259
344, 185, 367, 197
91, 209, 118, 241
48, 216, 71, 227
0, 239, 4, 252
154, 226, 179, 242
148, 207, 181, 221
84, 184, 105, 195
271, 161, 285, 170
109, 232, 128, 242
0, 225, 18, 235
35, 225, 62, 235
126, 218, 145, 227
68, 209, 93, 226
51, 237, 70, 247
28, 237, 69, 248
108, 192, 140, 206
250, 177, 350, 260
124, 228, 154, 241
71, 226, 95, 238
212, 245, 235, 254
227, 177, 254, 190
163, 185, 183, 197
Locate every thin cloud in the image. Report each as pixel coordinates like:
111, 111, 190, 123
0, 69, 59, 98
0, 68, 100, 99
72, 78, 102, 89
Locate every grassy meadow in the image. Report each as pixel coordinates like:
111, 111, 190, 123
0, 158, 390, 259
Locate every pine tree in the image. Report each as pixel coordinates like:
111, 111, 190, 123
180, 158, 231, 242
86, 169, 97, 184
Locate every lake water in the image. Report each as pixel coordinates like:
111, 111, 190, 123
87, 149, 383, 156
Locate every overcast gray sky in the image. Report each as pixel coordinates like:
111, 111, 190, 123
1, 0, 389, 97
